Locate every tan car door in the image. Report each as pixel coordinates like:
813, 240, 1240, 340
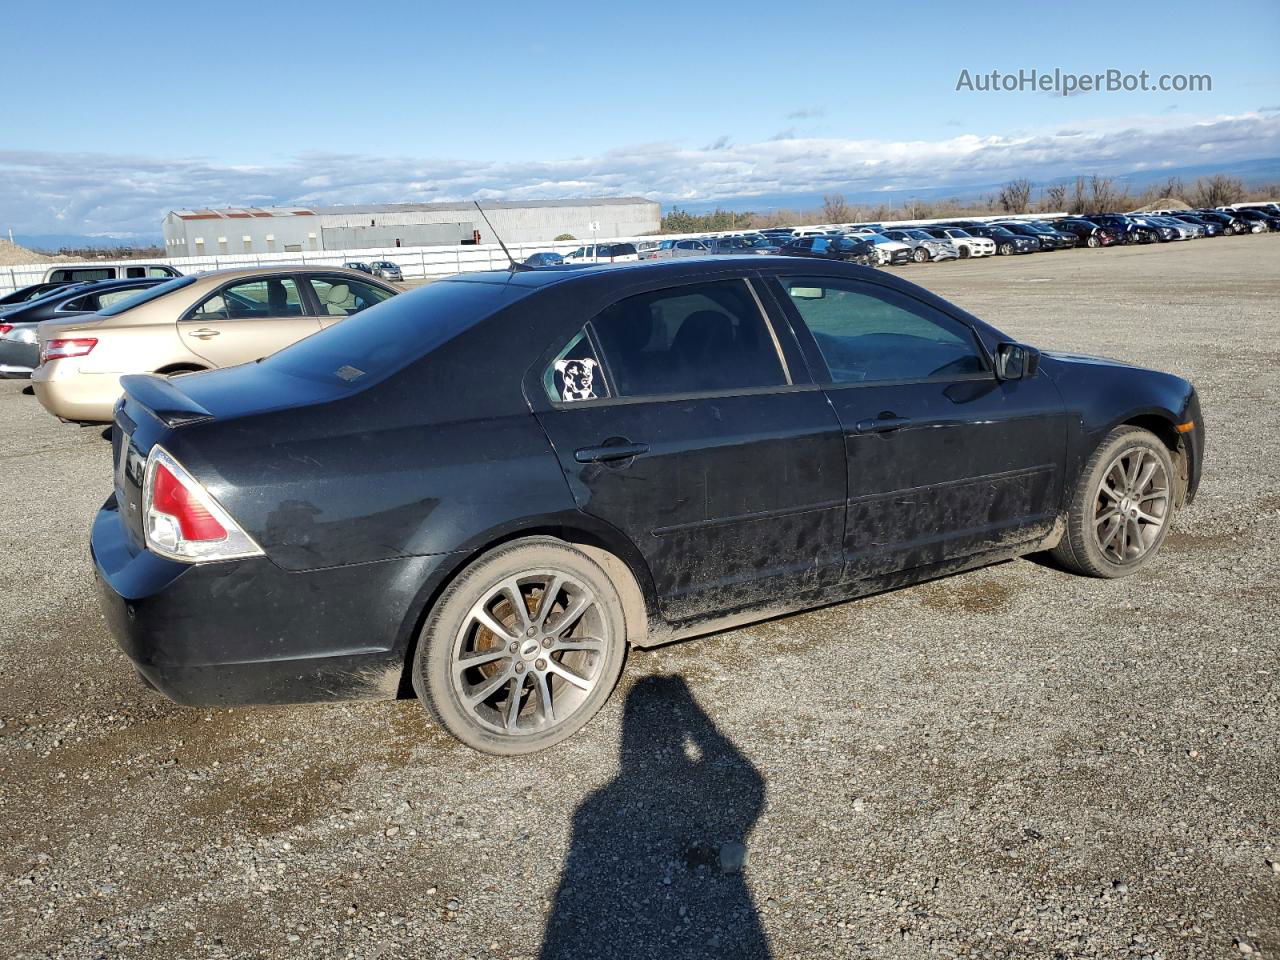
178, 276, 321, 367
306, 274, 397, 330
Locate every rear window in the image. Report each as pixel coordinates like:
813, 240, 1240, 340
262, 278, 532, 385
98, 275, 197, 316
51, 268, 113, 283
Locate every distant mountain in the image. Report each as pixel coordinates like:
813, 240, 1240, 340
672, 156, 1280, 214
13, 233, 164, 253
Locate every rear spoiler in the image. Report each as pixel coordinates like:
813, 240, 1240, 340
120, 374, 214, 427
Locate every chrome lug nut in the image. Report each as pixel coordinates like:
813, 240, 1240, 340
508, 641, 519, 652
514, 662, 525, 673
535, 658, 547, 670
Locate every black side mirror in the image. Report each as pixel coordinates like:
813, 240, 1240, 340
995, 342, 1040, 380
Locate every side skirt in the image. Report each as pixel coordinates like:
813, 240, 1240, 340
632, 521, 1063, 649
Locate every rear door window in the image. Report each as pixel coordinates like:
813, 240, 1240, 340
544, 329, 609, 403
587, 279, 788, 398
307, 276, 395, 316
200, 277, 306, 319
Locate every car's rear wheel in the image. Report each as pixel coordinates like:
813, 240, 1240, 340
1051, 426, 1176, 578
413, 538, 627, 754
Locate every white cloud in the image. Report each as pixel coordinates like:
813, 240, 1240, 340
1, 112, 1277, 234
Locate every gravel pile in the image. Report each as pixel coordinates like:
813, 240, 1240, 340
1, 236, 1277, 958
0, 239, 57, 266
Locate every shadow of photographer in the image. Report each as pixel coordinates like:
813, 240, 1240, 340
539, 674, 771, 960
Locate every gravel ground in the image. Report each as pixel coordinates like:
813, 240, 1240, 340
1, 236, 1277, 959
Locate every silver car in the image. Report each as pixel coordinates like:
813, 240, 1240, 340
370, 260, 404, 281
883, 229, 960, 263
648, 238, 711, 260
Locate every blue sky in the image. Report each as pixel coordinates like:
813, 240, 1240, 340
2, 0, 1278, 236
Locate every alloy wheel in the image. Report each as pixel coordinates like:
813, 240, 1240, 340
1092, 446, 1171, 565
450, 570, 609, 736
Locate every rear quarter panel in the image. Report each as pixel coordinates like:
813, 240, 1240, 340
163, 328, 579, 572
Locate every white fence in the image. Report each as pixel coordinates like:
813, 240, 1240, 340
0, 236, 639, 296
0, 212, 1071, 297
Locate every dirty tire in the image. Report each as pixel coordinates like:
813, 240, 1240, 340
958, 246, 970, 259
413, 537, 628, 755
1051, 426, 1177, 579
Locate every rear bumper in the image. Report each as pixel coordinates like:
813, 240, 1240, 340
31, 360, 121, 422
0, 338, 37, 376
91, 495, 450, 705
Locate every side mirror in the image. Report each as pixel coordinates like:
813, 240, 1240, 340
995, 342, 1040, 380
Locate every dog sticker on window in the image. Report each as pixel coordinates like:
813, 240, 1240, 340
554, 357, 597, 401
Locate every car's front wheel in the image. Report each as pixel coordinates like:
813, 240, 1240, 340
999, 243, 1014, 256
912, 247, 929, 263
413, 538, 628, 754
1087, 234, 1100, 248
1051, 426, 1177, 578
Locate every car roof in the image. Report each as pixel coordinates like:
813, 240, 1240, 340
440, 254, 919, 292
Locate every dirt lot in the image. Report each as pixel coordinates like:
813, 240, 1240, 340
2, 236, 1278, 959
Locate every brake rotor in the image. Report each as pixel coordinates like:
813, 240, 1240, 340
472, 587, 545, 681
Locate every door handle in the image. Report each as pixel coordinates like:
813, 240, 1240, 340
854, 416, 911, 434
190, 328, 221, 340
575, 441, 649, 464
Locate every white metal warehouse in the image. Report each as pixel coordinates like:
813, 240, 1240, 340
161, 198, 660, 256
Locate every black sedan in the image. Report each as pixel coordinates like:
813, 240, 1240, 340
0, 278, 167, 378
1192, 210, 1251, 235
1088, 215, 1157, 244
0, 280, 78, 309
1003, 220, 1077, 250
94, 258, 1204, 754
1229, 208, 1280, 232
964, 224, 1040, 255
777, 234, 877, 265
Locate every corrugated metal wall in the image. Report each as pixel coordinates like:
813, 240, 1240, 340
320, 223, 473, 248
163, 201, 661, 253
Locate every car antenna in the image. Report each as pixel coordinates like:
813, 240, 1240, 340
473, 201, 531, 272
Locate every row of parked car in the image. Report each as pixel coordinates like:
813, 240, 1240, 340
521, 202, 1280, 268
3, 198, 1274, 420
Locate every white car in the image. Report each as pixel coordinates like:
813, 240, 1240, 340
923, 227, 997, 258
851, 232, 914, 266
561, 242, 640, 264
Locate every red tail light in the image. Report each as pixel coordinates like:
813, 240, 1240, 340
0, 324, 12, 336
142, 446, 262, 563
44, 338, 97, 360
151, 462, 227, 541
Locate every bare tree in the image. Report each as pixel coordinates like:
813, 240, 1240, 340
997, 178, 1033, 214
822, 194, 851, 223
1042, 183, 1068, 212
1191, 174, 1246, 208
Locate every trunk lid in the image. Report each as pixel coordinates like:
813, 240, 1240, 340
112, 363, 351, 550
